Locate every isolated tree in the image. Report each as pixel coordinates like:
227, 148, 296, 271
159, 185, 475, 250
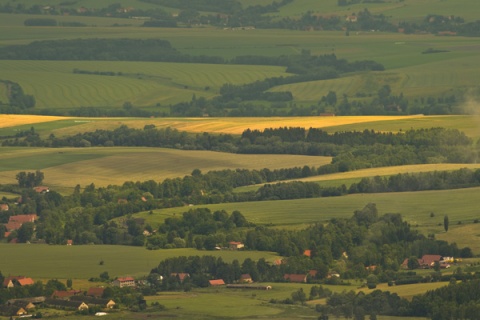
444, 215, 449, 232
366, 274, 378, 289
66, 279, 73, 288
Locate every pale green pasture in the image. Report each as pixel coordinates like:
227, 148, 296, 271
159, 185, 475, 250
0, 244, 279, 279
0, 147, 332, 188
0, 60, 288, 108
144, 187, 480, 228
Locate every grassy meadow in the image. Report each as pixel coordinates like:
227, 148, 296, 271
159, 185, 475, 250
137, 187, 480, 230
0, 60, 289, 108
0, 244, 279, 279
0, 147, 333, 188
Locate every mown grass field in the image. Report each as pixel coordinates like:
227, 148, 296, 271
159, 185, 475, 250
234, 163, 480, 193
0, 244, 279, 279
0, 147, 333, 188
0, 60, 289, 108
139, 187, 480, 230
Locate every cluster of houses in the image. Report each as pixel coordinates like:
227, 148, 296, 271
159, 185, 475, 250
0, 281, 116, 318
401, 255, 455, 270
2, 214, 38, 240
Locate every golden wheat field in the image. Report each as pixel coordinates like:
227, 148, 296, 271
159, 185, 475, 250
0, 114, 71, 128
49, 114, 426, 136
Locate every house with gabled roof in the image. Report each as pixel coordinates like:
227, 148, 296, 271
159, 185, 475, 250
0, 203, 9, 211
3, 276, 34, 288
112, 277, 135, 288
70, 296, 116, 309
229, 241, 244, 250
44, 298, 89, 311
240, 274, 253, 283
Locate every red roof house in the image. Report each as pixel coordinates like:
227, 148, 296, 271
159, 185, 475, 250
209, 279, 225, 286
0, 204, 9, 211
51, 290, 82, 299
112, 277, 135, 288
9, 214, 38, 224
87, 287, 105, 298
229, 241, 244, 250
3, 276, 34, 288
33, 186, 49, 193
303, 250, 311, 257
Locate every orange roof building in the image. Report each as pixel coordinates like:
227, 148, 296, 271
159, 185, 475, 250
209, 279, 225, 286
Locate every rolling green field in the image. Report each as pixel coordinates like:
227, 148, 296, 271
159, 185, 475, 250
2, 10, 480, 108
234, 163, 480, 193
0, 147, 332, 188
0, 244, 279, 279
0, 60, 289, 108
138, 187, 480, 229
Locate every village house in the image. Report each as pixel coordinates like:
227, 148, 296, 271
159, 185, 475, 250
5, 214, 38, 231
209, 279, 225, 286
283, 274, 307, 283
112, 277, 135, 288
0, 203, 9, 211
8, 300, 36, 311
87, 287, 105, 298
51, 290, 82, 299
3, 276, 34, 288
239, 274, 253, 283
33, 186, 49, 193
0, 305, 27, 317
229, 241, 244, 250
70, 296, 116, 309
44, 298, 89, 311
308, 270, 318, 278
401, 254, 447, 269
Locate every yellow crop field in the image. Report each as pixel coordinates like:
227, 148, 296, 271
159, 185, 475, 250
0, 114, 70, 128
51, 115, 425, 136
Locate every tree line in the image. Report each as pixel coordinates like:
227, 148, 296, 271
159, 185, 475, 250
2, 126, 476, 179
